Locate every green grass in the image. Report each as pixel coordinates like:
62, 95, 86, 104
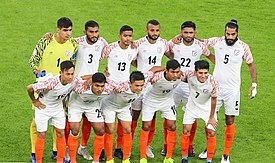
0, 0, 274, 162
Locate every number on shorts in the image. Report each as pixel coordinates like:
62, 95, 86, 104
95, 109, 101, 118
171, 105, 176, 115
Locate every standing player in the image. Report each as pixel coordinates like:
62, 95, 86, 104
67, 73, 107, 163
115, 19, 171, 159
74, 20, 108, 161
167, 21, 215, 157
180, 60, 218, 163
26, 61, 88, 163
29, 17, 78, 163
139, 59, 182, 163
201, 19, 257, 163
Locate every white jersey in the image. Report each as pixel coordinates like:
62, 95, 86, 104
102, 41, 137, 82
143, 72, 182, 103
204, 37, 253, 89
183, 71, 218, 111
135, 36, 169, 72
74, 36, 108, 77
33, 75, 86, 109
170, 39, 210, 71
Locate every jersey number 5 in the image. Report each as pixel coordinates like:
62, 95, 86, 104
224, 54, 229, 64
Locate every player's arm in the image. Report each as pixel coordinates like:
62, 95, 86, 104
248, 62, 257, 98
27, 84, 46, 109
164, 50, 174, 59
206, 53, 215, 64
131, 59, 137, 67
208, 96, 218, 130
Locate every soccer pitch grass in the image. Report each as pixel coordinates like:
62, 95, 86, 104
0, 0, 274, 162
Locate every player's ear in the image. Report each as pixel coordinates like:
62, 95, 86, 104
83, 30, 86, 35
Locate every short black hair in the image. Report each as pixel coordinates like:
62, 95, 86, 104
85, 20, 99, 30
120, 25, 133, 34
194, 60, 209, 71
225, 19, 238, 32
57, 17, 72, 28
130, 71, 144, 83
92, 72, 106, 83
166, 59, 180, 70
181, 21, 196, 30
60, 60, 74, 71
147, 19, 160, 27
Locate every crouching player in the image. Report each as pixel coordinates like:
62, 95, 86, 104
180, 60, 218, 163
27, 61, 88, 163
67, 72, 108, 163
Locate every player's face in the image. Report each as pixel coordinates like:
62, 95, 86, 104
196, 69, 209, 83
147, 24, 160, 40
58, 27, 72, 40
91, 82, 105, 95
181, 27, 196, 43
129, 80, 145, 95
165, 68, 181, 81
85, 26, 99, 44
225, 27, 238, 46
60, 67, 74, 85
119, 31, 133, 47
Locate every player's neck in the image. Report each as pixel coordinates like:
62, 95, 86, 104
55, 34, 67, 44
118, 41, 129, 49
59, 76, 68, 85
146, 36, 157, 44
182, 40, 194, 46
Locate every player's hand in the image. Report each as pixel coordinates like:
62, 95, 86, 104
33, 99, 46, 109
249, 83, 257, 99
207, 117, 218, 131
104, 67, 110, 77
172, 34, 182, 44
83, 79, 92, 90
130, 41, 137, 49
43, 32, 53, 41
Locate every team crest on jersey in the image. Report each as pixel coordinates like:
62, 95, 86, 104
203, 89, 209, 93
192, 50, 197, 56
173, 84, 178, 88
157, 47, 162, 54
95, 45, 100, 52
128, 54, 132, 61
234, 49, 240, 56
65, 50, 71, 57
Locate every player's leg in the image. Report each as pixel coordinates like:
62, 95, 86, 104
206, 128, 216, 163
180, 124, 192, 162
67, 122, 80, 163
51, 128, 58, 160
91, 121, 105, 163
131, 109, 141, 139
114, 120, 123, 159
30, 117, 37, 162
146, 113, 156, 158
78, 114, 92, 159
161, 118, 167, 156
35, 131, 47, 163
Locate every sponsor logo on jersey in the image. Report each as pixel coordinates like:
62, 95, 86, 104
234, 49, 240, 56
157, 47, 162, 54
65, 50, 71, 57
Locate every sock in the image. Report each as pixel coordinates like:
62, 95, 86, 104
166, 130, 176, 159
116, 121, 123, 149
64, 118, 70, 144
105, 133, 114, 161
93, 134, 104, 162
147, 118, 156, 146
122, 133, 132, 160
30, 118, 37, 154
131, 120, 138, 140
163, 119, 167, 151
189, 120, 197, 152
223, 124, 235, 155
35, 137, 45, 163
207, 136, 216, 160
81, 116, 92, 147
56, 136, 66, 162
139, 129, 149, 159
68, 133, 78, 162
180, 133, 190, 157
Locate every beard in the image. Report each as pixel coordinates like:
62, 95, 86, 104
147, 34, 159, 40
182, 36, 194, 43
86, 35, 99, 44
225, 36, 238, 46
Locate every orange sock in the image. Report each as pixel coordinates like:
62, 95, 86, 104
56, 136, 66, 162
139, 129, 149, 159
105, 133, 114, 161
131, 120, 138, 140
68, 134, 78, 163
166, 130, 176, 159
35, 137, 45, 163
163, 119, 167, 151
116, 121, 123, 149
180, 134, 190, 157
93, 134, 104, 162
147, 118, 156, 146
223, 124, 235, 155
207, 136, 216, 160
189, 120, 197, 152
122, 133, 132, 160
81, 116, 92, 147
65, 118, 70, 144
